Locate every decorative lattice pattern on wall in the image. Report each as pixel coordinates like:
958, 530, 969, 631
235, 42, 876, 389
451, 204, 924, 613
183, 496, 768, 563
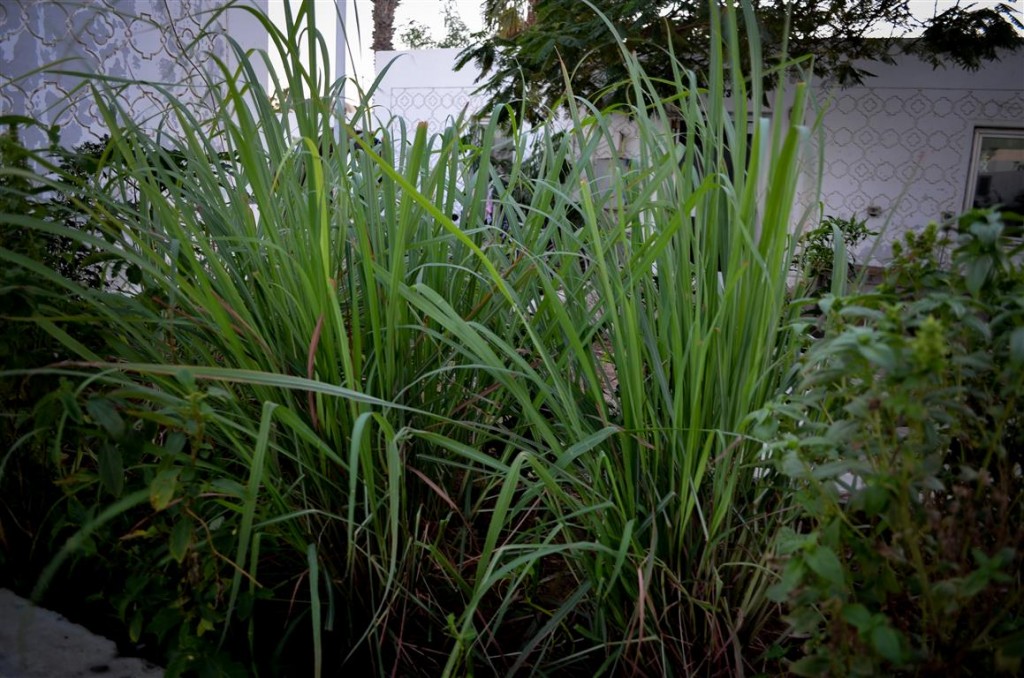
816, 86, 1024, 261
384, 86, 489, 132
0, 0, 226, 149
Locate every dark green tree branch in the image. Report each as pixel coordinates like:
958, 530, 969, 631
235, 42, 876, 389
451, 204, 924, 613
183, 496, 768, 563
458, 0, 1023, 124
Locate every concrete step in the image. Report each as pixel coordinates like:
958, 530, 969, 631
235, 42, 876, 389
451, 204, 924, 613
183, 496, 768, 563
0, 589, 163, 678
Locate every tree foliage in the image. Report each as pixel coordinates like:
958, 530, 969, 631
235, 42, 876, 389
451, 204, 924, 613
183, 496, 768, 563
482, 0, 538, 37
399, 0, 472, 49
458, 0, 1024, 123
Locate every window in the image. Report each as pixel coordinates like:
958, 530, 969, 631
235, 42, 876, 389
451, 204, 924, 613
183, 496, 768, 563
965, 128, 1024, 218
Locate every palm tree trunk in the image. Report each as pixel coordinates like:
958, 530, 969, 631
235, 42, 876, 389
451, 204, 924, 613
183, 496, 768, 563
372, 0, 401, 51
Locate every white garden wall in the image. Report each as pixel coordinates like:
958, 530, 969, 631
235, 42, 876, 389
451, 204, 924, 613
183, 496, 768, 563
813, 50, 1024, 262
373, 48, 487, 132
374, 46, 1024, 263
0, 0, 273, 149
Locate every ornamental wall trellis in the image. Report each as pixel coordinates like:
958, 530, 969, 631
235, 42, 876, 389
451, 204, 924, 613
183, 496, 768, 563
383, 86, 490, 133
818, 83, 1024, 262
0, 0, 228, 150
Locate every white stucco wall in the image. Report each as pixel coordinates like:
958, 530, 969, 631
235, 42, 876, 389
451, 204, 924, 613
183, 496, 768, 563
0, 0, 271, 149
373, 48, 486, 132
813, 50, 1024, 262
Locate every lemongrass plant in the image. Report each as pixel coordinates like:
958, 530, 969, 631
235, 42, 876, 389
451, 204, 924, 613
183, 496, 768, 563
1, 0, 819, 674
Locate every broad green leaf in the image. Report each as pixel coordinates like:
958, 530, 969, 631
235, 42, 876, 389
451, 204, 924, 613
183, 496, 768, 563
775, 527, 811, 555
149, 468, 180, 511
209, 477, 246, 499
766, 559, 806, 602
805, 545, 845, 587
781, 448, 806, 478
841, 603, 872, 632
855, 484, 889, 517
169, 518, 192, 564
870, 625, 903, 664
789, 654, 831, 677
129, 610, 143, 643
965, 254, 992, 295
1009, 326, 1024, 366
86, 397, 125, 440
175, 369, 195, 390
164, 431, 187, 456
98, 441, 124, 498
856, 342, 897, 371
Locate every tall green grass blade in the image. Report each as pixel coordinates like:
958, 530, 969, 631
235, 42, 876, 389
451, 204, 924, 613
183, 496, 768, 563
307, 542, 322, 678
222, 401, 278, 643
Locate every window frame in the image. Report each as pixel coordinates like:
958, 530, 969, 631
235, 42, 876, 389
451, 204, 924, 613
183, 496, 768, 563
963, 126, 1024, 215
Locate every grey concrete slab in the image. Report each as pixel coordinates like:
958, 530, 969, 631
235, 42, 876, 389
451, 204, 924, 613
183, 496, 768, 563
0, 589, 163, 678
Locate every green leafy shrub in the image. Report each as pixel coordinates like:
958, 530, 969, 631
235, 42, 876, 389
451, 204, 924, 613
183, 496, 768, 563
760, 212, 1024, 675
795, 213, 876, 295
0, 123, 109, 582
24, 381, 260, 675
0, 123, 105, 367
1, 125, 259, 674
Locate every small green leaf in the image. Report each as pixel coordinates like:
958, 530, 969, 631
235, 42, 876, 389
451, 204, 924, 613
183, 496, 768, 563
1009, 326, 1024, 366
964, 254, 992, 295
149, 469, 181, 511
58, 390, 83, 423
169, 518, 192, 563
962, 314, 992, 341
855, 484, 889, 517
838, 305, 885, 321
841, 603, 872, 632
781, 448, 806, 478
175, 369, 195, 390
870, 624, 903, 664
805, 545, 845, 588
98, 441, 124, 497
856, 342, 897, 371
86, 397, 125, 440
164, 431, 187, 456
789, 654, 830, 677
969, 217, 1001, 245
205, 386, 232, 400
776, 526, 811, 555
129, 609, 144, 643
209, 477, 246, 499
767, 559, 806, 602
